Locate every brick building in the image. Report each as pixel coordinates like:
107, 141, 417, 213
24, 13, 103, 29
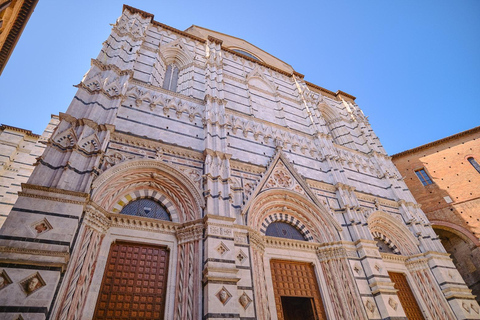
0, 5, 478, 320
392, 126, 480, 303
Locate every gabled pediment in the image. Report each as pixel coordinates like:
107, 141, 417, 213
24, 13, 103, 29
242, 149, 327, 215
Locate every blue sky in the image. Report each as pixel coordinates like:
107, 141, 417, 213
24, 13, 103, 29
0, 1, 479, 155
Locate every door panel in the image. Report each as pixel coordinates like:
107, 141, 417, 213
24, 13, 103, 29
270, 259, 327, 320
388, 271, 425, 320
93, 242, 169, 320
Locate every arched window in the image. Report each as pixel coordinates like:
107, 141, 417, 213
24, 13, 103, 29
163, 64, 179, 92
468, 157, 480, 173
265, 221, 306, 241
232, 49, 260, 61
120, 198, 171, 221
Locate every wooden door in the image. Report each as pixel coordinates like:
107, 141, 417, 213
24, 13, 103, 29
270, 259, 327, 320
93, 242, 169, 320
388, 271, 425, 320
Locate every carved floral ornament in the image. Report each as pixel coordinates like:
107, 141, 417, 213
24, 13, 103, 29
91, 159, 204, 222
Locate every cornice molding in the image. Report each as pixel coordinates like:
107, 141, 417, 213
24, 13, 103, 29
0, 124, 40, 138
392, 126, 480, 158
110, 131, 204, 161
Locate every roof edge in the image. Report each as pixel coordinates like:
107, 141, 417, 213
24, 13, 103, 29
122, 5, 357, 102
392, 126, 480, 158
1, 124, 40, 138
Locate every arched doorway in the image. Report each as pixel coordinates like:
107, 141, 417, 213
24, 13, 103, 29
433, 226, 480, 303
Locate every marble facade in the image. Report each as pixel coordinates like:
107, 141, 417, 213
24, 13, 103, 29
0, 5, 477, 320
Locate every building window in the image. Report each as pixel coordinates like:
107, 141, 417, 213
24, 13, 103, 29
120, 198, 171, 221
231, 49, 260, 61
415, 169, 433, 186
265, 221, 306, 241
468, 157, 480, 173
162, 64, 179, 92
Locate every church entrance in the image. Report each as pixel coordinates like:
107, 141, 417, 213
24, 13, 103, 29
270, 259, 327, 320
93, 242, 169, 320
281, 296, 316, 320
388, 271, 425, 320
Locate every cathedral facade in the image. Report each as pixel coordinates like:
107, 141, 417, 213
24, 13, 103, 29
0, 5, 478, 320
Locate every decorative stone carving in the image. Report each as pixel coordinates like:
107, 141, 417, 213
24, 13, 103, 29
237, 250, 247, 264
353, 264, 362, 275
234, 232, 248, 244
208, 225, 232, 237
0, 270, 12, 290
239, 291, 252, 310
176, 224, 203, 245
388, 297, 398, 311
365, 299, 375, 314
216, 242, 229, 256
265, 164, 293, 189
19, 273, 45, 296
463, 302, 471, 313
31, 218, 52, 235
216, 287, 232, 305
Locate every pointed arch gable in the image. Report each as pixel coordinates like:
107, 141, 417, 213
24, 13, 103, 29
247, 189, 341, 243
368, 211, 420, 256
91, 159, 204, 222
247, 66, 277, 94
317, 102, 341, 122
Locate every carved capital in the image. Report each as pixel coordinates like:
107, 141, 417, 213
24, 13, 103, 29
316, 244, 348, 261
84, 204, 111, 233
176, 223, 203, 245
249, 231, 265, 252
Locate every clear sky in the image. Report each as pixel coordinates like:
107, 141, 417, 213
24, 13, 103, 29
0, 0, 479, 155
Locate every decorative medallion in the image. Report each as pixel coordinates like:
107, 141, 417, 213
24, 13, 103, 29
374, 263, 381, 273
388, 297, 398, 311
365, 299, 375, 314
265, 162, 293, 189
239, 291, 252, 310
216, 242, 229, 256
0, 270, 12, 290
463, 302, 471, 313
31, 218, 52, 236
237, 250, 247, 264
216, 287, 232, 305
19, 272, 46, 296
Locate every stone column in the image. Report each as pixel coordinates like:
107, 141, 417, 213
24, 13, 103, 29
316, 244, 369, 320
249, 231, 271, 320
405, 256, 460, 320
50, 204, 109, 320
174, 221, 203, 320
